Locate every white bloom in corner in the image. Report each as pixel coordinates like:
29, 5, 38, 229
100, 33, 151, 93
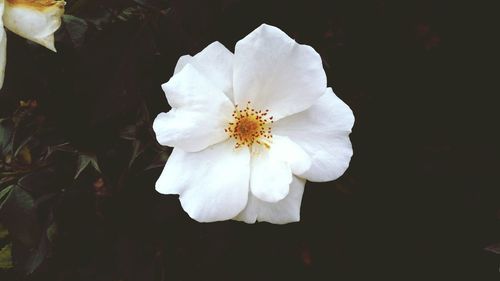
154, 24, 355, 224
0, 0, 65, 89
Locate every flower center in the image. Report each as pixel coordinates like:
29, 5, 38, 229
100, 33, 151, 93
225, 101, 273, 149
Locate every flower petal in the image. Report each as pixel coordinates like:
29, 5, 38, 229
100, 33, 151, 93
0, 7, 7, 89
249, 135, 310, 203
173, 54, 192, 75
271, 135, 311, 175
273, 88, 354, 182
0, 29, 6, 90
3, 0, 65, 52
235, 176, 305, 224
172, 42, 234, 101
153, 63, 234, 152
233, 24, 326, 120
250, 146, 291, 203
156, 140, 251, 222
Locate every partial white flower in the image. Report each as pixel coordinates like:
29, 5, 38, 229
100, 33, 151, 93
154, 24, 355, 224
0, 0, 65, 89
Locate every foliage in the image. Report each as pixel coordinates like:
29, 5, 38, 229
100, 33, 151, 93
0, 82, 164, 279
0, 2, 169, 279
0, 243, 13, 269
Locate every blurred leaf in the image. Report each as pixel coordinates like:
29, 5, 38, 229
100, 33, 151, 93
13, 135, 33, 158
0, 177, 16, 189
143, 150, 169, 171
67, 0, 95, 14
23, 232, 50, 274
117, 6, 146, 22
46, 223, 57, 243
75, 153, 101, 179
120, 102, 158, 169
63, 15, 89, 48
0, 183, 50, 274
85, 9, 113, 30
0, 185, 38, 247
3, 186, 34, 214
0, 176, 14, 184
134, 0, 170, 10
0, 119, 14, 156
17, 146, 32, 165
18, 167, 66, 196
485, 243, 500, 254
120, 125, 137, 140
44, 142, 77, 160
120, 103, 151, 140
129, 140, 145, 168
0, 185, 13, 208
0, 243, 13, 269
0, 223, 8, 239
34, 193, 58, 210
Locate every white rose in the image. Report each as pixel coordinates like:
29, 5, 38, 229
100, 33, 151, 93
0, 0, 65, 88
154, 24, 355, 224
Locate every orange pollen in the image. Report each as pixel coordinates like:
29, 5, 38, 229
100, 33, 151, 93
225, 101, 273, 149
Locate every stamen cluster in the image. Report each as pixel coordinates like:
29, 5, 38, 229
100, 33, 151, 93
225, 101, 273, 148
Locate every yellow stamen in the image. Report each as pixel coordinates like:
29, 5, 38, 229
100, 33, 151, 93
226, 101, 273, 149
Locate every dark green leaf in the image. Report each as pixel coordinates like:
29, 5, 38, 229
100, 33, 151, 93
44, 142, 77, 160
117, 6, 146, 22
0, 185, 38, 247
13, 135, 33, 159
0, 223, 8, 239
0, 119, 14, 156
0, 243, 13, 269
67, 0, 95, 14
23, 232, 50, 274
18, 167, 66, 195
75, 153, 101, 179
0, 177, 16, 187
143, 150, 170, 171
134, 0, 170, 9
63, 15, 89, 48
0, 185, 13, 209
9, 186, 35, 212
129, 140, 145, 168
85, 9, 113, 30
46, 223, 57, 243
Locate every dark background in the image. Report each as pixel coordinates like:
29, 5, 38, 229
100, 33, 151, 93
0, 0, 498, 280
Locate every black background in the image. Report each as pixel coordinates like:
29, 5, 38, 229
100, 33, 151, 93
0, 0, 498, 280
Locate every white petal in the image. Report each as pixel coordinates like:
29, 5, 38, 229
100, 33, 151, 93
271, 135, 311, 175
3, 0, 65, 52
173, 55, 192, 74
172, 42, 234, 101
273, 88, 354, 182
0, 28, 6, 90
153, 64, 234, 152
250, 146, 291, 203
233, 24, 326, 120
235, 176, 305, 224
249, 135, 311, 203
156, 140, 251, 222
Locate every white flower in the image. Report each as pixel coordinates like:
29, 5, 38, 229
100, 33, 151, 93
0, 0, 65, 89
154, 24, 354, 224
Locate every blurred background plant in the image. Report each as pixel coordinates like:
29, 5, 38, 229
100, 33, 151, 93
0, 84, 167, 279
0, 1, 170, 279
